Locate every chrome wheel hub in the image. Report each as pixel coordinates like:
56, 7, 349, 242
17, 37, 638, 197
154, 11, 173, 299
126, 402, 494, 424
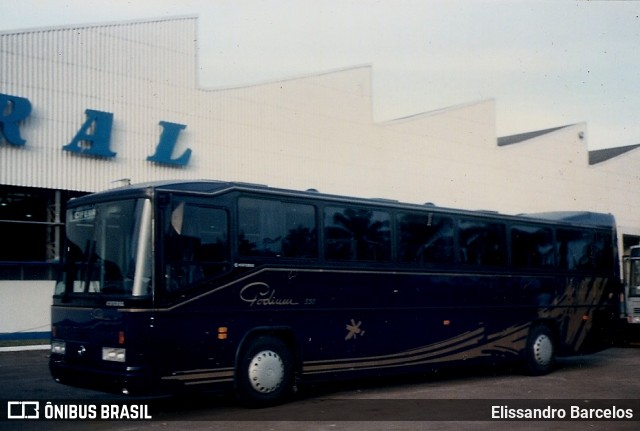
533, 334, 553, 365
248, 350, 284, 394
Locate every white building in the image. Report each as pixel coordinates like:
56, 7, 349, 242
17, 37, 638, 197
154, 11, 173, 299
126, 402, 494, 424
1, 16, 639, 338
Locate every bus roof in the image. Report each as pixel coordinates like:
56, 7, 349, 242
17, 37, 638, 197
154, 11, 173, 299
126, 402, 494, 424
73, 180, 616, 229
518, 211, 616, 228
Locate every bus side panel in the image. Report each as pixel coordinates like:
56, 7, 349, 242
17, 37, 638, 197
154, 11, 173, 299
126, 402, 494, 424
535, 276, 618, 355
149, 309, 237, 393
146, 269, 618, 390
154, 269, 539, 385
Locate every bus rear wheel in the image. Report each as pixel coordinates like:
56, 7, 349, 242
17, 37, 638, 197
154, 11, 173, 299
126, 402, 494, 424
523, 324, 555, 376
236, 336, 293, 407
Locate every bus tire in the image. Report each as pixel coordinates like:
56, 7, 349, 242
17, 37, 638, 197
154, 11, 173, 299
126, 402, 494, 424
523, 324, 555, 376
236, 336, 293, 407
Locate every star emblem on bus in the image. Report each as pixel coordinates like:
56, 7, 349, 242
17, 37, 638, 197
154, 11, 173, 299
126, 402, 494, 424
345, 319, 365, 340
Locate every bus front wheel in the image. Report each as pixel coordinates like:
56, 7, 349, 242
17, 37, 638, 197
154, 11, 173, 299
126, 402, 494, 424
523, 324, 555, 376
236, 336, 293, 406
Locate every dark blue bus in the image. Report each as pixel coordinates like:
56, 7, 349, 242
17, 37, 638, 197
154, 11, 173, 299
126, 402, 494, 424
50, 180, 620, 405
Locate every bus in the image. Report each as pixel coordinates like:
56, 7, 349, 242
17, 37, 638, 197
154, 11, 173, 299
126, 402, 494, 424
50, 180, 621, 405
621, 246, 640, 337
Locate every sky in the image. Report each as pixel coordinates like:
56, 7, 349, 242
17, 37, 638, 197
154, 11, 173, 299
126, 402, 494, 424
1, 0, 639, 150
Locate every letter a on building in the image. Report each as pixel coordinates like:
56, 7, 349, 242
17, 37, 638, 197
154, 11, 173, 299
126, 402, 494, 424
63, 109, 117, 158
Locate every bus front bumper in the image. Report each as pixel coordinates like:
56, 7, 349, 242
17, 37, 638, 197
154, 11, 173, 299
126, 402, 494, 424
49, 355, 156, 396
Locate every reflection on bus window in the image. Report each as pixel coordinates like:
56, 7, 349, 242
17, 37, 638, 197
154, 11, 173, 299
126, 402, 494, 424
458, 219, 507, 266
511, 225, 554, 268
60, 199, 151, 297
324, 207, 390, 262
397, 213, 454, 265
238, 198, 317, 258
557, 229, 594, 270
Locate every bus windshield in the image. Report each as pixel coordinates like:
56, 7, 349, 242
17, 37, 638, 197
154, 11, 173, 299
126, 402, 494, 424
630, 259, 640, 298
55, 198, 152, 297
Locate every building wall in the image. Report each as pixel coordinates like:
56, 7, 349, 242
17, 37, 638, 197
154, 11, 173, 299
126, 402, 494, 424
0, 16, 639, 337
0, 17, 198, 191
0, 281, 52, 337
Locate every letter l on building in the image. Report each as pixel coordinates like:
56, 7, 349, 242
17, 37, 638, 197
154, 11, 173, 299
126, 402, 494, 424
147, 121, 191, 166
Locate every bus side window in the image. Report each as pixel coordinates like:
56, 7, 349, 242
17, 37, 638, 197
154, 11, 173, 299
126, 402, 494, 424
324, 206, 391, 262
592, 231, 613, 272
238, 198, 317, 259
557, 229, 594, 271
282, 203, 317, 258
511, 225, 554, 269
239, 198, 282, 257
397, 212, 454, 265
458, 219, 507, 266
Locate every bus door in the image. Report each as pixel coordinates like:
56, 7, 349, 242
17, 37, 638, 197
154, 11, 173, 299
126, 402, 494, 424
153, 196, 232, 384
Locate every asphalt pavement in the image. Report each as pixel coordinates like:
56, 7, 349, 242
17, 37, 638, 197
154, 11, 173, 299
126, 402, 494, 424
1, 345, 640, 431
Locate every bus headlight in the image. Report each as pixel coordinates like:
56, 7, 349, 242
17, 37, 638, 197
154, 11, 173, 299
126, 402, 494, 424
51, 341, 66, 355
102, 347, 126, 362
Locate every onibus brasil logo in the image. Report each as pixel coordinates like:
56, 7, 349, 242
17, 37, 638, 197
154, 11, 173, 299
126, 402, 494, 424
6, 401, 152, 420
